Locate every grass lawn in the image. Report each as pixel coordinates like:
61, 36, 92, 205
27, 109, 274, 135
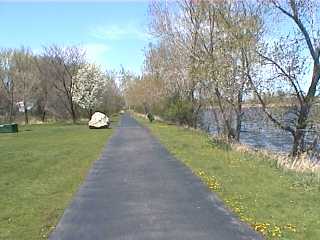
0, 118, 118, 240
136, 115, 320, 240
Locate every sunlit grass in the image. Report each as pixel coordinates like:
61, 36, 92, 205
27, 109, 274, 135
0, 120, 117, 240
136, 115, 320, 240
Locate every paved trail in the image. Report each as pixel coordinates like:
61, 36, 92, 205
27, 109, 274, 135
49, 114, 262, 240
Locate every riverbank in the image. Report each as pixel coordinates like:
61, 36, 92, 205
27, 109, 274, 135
136, 112, 320, 174
134, 114, 320, 240
0, 120, 117, 239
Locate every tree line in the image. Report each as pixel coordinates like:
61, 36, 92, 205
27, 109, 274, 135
123, 0, 320, 156
0, 45, 124, 124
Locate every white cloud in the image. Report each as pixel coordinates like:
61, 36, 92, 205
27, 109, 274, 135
82, 43, 110, 67
91, 24, 150, 41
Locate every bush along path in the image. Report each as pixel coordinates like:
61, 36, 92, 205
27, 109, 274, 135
49, 114, 261, 240
135, 114, 320, 240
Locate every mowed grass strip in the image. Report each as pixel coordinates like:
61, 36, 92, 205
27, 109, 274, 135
136, 116, 320, 240
0, 120, 117, 240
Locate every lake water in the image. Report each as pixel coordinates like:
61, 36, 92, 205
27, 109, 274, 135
201, 108, 320, 157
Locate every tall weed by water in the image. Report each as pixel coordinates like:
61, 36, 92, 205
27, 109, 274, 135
232, 142, 320, 182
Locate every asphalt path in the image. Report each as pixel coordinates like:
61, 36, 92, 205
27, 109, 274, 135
49, 114, 262, 240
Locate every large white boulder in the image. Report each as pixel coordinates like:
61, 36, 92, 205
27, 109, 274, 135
88, 112, 110, 129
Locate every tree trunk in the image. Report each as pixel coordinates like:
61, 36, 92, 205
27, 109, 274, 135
235, 112, 241, 142
71, 108, 76, 123
143, 102, 149, 114
291, 103, 309, 156
69, 98, 77, 123
292, 130, 304, 156
187, 91, 196, 128
291, 63, 319, 156
211, 108, 221, 134
235, 85, 245, 142
41, 110, 46, 122
9, 91, 14, 122
42, 92, 48, 122
215, 88, 235, 141
24, 102, 29, 125
89, 108, 93, 119
192, 104, 200, 129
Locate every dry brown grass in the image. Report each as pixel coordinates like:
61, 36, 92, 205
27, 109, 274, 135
232, 142, 320, 175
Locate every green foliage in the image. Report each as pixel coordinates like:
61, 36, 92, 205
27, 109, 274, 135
147, 112, 155, 122
0, 123, 116, 239
136, 115, 320, 240
163, 96, 194, 125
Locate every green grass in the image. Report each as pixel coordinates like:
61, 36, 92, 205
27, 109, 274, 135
0, 119, 118, 240
136, 115, 320, 240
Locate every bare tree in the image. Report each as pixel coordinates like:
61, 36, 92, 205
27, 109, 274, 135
34, 56, 51, 122
245, 0, 320, 155
98, 70, 124, 115
132, 0, 260, 138
43, 45, 86, 123
147, 0, 205, 127
0, 48, 15, 122
177, 0, 260, 141
12, 47, 39, 124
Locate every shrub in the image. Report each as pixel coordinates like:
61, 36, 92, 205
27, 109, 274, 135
164, 97, 194, 126
147, 112, 155, 122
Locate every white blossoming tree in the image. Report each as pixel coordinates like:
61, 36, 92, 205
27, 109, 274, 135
72, 63, 106, 118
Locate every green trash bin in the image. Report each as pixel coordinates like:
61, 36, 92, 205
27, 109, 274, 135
0, 123, 18, 133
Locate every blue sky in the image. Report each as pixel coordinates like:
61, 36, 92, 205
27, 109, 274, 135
0, 1, 152, 74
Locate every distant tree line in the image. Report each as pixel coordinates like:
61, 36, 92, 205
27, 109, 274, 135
0, 45, 124, 124
123, 0, 320, 157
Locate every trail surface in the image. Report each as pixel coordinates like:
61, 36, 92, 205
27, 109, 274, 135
50, 114, 262, 240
